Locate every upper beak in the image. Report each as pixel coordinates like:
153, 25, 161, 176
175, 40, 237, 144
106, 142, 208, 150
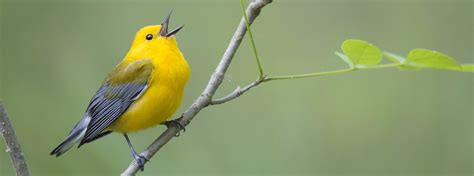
159, 10, 184, 37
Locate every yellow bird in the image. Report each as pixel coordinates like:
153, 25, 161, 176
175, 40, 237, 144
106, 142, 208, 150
50, 11, 190, 170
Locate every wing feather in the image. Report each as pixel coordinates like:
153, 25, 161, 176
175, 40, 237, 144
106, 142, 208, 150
79, 59, 154, 145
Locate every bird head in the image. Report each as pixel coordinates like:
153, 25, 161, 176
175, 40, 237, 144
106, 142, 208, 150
128, 11, 184, 58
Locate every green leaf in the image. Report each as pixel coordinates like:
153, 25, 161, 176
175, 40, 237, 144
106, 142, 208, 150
341, 39, 383, 66
406, 49, 461, 70
334, 52, 354, 68
384, 52, 406, 64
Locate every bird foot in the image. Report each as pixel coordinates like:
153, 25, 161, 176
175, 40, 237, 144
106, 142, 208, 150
162, 116, 185, 137
131, 151, 149, 171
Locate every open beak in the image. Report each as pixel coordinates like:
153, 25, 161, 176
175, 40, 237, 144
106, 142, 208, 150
159, 10, 184, 37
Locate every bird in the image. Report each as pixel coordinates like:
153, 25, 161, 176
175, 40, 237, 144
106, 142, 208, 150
50, 11, 190, 171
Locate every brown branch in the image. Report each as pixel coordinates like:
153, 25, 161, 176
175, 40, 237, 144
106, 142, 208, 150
0, 101, 30, 176
121, 0, 273, 175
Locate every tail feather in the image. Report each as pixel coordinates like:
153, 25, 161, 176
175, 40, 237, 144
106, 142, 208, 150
50, 116, 90, 157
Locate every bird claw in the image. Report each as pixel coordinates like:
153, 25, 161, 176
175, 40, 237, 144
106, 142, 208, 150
132, 152, 149, 171
162, 117, 185, 137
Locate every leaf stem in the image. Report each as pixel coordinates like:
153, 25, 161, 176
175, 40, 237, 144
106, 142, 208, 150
264, 67, 356, 82
356, 63, 400, 70
240, 0, 264, 79
265, 63, 401, 82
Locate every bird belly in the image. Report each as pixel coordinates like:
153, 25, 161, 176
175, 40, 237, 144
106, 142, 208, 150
109, 83, 184, 133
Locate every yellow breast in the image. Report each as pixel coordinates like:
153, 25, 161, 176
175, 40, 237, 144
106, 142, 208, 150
110, 61, 189, 133
109, 84, 181, 133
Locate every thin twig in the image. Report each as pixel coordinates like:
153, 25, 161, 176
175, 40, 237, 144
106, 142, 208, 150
120, 0, 273, 175
0, 101, 30, 176
211, 77, 265, 105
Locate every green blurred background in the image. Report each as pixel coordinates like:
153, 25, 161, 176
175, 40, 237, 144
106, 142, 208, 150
1, 0, 472, 175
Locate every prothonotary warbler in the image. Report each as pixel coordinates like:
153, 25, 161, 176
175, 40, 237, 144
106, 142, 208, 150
50, 11, 190, 170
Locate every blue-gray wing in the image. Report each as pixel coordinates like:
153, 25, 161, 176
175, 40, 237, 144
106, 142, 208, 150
79, 82, 147, 145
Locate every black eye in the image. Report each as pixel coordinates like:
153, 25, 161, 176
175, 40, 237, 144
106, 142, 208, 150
145, 34, 153, 40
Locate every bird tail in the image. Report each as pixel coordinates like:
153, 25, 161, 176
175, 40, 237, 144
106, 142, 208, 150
50, 116, 91, 157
